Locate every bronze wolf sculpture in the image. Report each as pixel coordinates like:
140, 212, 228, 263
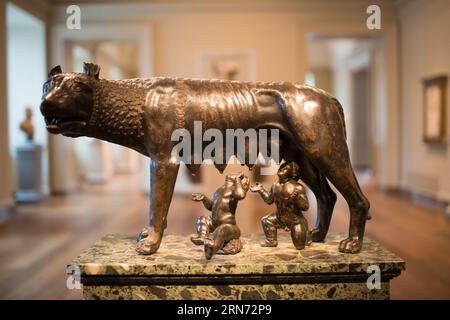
40, 63, 370, 254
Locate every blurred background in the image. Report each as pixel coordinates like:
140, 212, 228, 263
0, 0, 449, 299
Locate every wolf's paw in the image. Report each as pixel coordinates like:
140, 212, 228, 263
136, 227, 150, 241
310, 227, 326, 242
136, 228, 161, 255
338, 237, 363, 253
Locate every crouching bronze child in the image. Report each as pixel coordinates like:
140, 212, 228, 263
191, 172, 249, 260
251, 162, 311, 250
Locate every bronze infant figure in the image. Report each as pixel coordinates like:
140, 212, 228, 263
251, 161, 311, 250
40, 63, 370, 255
191, 172, 249, 260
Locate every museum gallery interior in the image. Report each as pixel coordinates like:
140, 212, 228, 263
0, 0, 449, 300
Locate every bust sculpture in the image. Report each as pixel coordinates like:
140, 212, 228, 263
40, 63, 370, 255
20, 107, 34, 142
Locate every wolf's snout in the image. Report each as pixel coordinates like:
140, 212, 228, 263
40, 97, 59, 118
40, 98, 51, 115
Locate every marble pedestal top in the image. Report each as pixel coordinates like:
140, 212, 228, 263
71, 233, 405, 281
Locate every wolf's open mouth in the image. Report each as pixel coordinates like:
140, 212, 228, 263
44, 116, 87, 133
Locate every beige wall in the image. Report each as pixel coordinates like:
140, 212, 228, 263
311, 68, 333, 94
52, 1, 398, 82
49, 0, 399, 191
3, 0, 446, 203
399, 0, 450, 201
153, 11, 301, 81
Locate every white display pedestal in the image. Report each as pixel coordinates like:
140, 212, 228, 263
15, 142, 42, 202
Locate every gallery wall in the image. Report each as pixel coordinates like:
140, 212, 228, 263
48, 0, 399, 194
399, 0, 450, 201
6, 0, 447, 208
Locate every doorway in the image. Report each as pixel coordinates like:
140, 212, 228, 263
306, 37, 380, 177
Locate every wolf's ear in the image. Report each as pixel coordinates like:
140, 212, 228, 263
48, 65, 62, 78
83, 62, 101, 80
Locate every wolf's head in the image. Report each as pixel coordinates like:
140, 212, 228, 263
40, 63, 100, 137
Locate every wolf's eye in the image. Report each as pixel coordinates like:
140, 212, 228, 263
70, 80, 88, 92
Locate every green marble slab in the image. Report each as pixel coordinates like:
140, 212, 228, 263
71, 233, 405, 277
82, 282, 391, 300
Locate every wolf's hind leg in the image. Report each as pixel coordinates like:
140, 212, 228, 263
294, 156, 337, 242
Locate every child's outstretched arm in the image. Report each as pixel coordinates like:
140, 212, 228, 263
250, 183, 274, 204
192, 193, 213, 211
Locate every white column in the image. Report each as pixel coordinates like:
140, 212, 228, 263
48, 134, 80, 193
380, 21, 400, 188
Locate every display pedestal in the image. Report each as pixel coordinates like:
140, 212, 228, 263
15, 143, 42, 202
70, 233, 405, 300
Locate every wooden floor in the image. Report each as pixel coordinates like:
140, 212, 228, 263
0, 172, 449, 300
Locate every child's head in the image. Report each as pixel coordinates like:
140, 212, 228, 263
225, 172, 249, 190
277, 161, 301, 181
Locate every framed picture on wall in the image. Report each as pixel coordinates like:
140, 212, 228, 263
423, 75, 447, 144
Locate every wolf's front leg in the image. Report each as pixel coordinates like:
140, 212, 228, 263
136, 160, 179, 254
